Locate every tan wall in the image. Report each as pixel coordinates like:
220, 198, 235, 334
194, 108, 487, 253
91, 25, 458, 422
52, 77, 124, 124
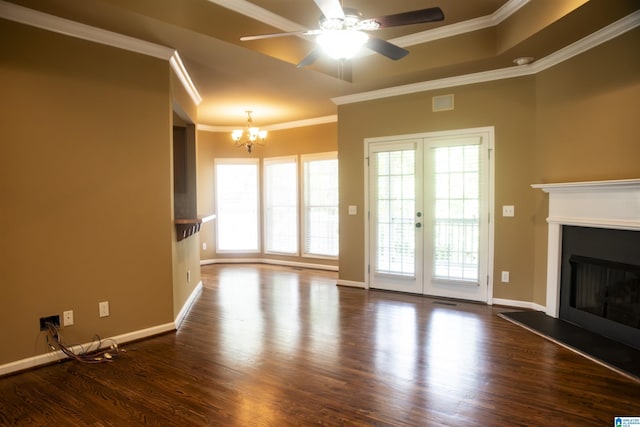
197, 123, 338, 267
0, 21, 174, 365
531, 27, 640, 305
338, 26, 640, 305
171, 77, 202, 320
338, 78, 538, 301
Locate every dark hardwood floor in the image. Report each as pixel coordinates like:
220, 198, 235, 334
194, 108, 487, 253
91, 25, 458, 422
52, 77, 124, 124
1, 264, 639, 426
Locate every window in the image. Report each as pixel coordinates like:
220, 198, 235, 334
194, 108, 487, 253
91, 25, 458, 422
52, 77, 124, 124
215, 158, 259, 252
302, 152, 339, 258
263, 156, 298, 254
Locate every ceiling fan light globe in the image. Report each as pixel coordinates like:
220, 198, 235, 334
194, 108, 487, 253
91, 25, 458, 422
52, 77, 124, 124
317, 30, 368, 60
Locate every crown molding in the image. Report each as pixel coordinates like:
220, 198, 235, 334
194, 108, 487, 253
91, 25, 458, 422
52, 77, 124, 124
492, 0, 531, 25
0, 0, 202, 106
391, 0, 530, 48
0, 0, 173, 59
529, 9, 640, 75
333, 10, 640, 106
197, 115, 337, 133
206, 0, 306, 33
265, 114, 337, 131
169, 52, 202, 105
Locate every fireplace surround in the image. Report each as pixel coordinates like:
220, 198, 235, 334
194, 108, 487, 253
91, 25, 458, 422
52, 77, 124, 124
532, 179, 640, 347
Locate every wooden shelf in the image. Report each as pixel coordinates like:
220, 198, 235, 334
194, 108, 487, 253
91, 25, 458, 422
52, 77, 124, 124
175, 214, 215, 241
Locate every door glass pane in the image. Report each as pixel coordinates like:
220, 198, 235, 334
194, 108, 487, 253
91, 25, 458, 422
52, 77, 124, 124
375, 150, 415, 276
433, 145, 479, 281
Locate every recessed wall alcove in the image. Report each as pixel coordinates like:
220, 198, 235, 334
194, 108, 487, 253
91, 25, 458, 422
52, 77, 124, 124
173, 114, 209, 241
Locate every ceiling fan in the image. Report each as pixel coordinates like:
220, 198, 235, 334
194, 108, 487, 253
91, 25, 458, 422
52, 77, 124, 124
240, 0, 444, 68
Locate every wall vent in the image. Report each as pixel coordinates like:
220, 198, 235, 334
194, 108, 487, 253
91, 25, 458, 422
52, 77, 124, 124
432, 94, 454, 112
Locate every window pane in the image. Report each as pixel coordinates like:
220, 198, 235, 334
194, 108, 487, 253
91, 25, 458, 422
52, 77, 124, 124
264, 158, 298, 254
216, 161, 259, 251
303, 154, 339, 258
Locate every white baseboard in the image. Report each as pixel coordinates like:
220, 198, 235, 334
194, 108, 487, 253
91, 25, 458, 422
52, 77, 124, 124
200, 257, 338, 272
175, 281, 203, 329
492, 298, 545, 311
337, 279, 366, 289
0, 322, 176, 377
1, 280, 205, 377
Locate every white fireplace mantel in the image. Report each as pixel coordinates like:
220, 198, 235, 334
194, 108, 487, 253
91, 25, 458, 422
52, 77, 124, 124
532, 179, 640, 317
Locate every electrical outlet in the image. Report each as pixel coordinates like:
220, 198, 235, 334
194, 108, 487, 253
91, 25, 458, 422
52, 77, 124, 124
99, 301, 110, 318
63, 310, 74, 326
202, 242, 207, 251
39, 315, 60, 330
501, 271, 510, 283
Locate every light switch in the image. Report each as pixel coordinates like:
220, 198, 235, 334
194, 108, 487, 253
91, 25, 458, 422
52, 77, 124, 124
348, 205, 357, 215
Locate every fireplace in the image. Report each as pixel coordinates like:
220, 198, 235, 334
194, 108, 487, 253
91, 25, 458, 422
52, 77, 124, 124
532, 179, 640, 349
560, 226, 640, 350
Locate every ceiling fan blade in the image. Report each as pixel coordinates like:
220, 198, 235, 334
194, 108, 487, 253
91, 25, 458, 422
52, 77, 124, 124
241, 29, 321, 41
297, 48, 323, 68
369, 7, 444, 29
364, 38, 409, 61
313, 0, 344, 19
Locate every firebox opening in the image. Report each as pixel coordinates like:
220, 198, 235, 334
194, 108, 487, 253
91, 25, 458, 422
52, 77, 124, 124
560, 226, 640, 351
569, 255, 640, 330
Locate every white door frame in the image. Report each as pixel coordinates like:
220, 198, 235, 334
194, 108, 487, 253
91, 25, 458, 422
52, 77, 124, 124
363, 126, 495, 304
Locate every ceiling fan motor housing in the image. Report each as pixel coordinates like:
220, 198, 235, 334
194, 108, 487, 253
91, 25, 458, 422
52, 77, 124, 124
319, 8, 380, 31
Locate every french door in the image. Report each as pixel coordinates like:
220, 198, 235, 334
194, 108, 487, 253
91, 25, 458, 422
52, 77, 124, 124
367, 128, 493, 302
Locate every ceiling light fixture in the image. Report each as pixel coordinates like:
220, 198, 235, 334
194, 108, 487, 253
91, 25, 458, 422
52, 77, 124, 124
317, 30, 369, 60
231, 110, 267, 153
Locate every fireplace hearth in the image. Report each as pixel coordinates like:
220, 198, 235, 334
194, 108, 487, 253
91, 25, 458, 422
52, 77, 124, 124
533, 179, 640, 350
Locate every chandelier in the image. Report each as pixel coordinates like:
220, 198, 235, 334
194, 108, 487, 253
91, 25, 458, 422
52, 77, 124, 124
231, 110, 267, 153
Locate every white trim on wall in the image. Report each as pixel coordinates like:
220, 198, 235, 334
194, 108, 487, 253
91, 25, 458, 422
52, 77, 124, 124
333, 10, 640, 106
175, 281, 203, 329
197, 115, 338, 133
200, 257, 338, 272
0, 279, 205, 377
531, 179, 640, 318
337, 279, 366, 289
0, 0, 202, 106
492, 298, 545, 312
0, 322, 176, 377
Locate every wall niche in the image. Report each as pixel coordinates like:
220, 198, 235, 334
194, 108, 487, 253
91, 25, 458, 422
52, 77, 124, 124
173, 113, 199, 241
